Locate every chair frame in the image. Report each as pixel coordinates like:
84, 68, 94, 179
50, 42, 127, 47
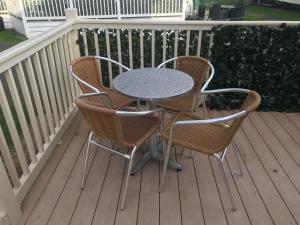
157, 56, 215, 112
160, 88, 254, 211
69, 56, 131, 108
78, 93, 162, 210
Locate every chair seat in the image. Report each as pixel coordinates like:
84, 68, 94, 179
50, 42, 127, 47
105, 88, 134, 109
84, 88, 134, 109
162, 113, 229, 155
121, 116, 160, 147
155, 93, 205, 113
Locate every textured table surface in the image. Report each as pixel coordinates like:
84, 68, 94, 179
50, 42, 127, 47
112, 68, 194, 101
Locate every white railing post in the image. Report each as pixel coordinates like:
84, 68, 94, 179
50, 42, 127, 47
0, 159, 22, 225
116, 0, 121, 19
65, 7, 80, 60
69, 0, 74, 8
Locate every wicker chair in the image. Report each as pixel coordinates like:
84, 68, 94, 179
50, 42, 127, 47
155, 56, 214, 113
75, 93, 161, 210
70, 56, 134, 109
160, 88, 261, 211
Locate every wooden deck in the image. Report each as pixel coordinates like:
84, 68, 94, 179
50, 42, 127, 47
18, 111, 300, 225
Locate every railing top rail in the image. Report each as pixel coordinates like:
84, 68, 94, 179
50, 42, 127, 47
75, 19, 300, 30
0, 20, 75, 74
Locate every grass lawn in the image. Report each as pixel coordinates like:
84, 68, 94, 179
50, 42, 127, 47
0, 30, 26, 45
245, 5, 300, 20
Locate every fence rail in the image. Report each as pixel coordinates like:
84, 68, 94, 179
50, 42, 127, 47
21, 0, 183, 19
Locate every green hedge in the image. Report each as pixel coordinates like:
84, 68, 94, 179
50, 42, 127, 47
208, 24, 300, 112
78, 24, 300, 112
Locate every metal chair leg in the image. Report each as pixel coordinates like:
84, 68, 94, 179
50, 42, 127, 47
160, 139, 172, 192
234, 145, 243, 176
217, 158, 237, 211
120, 146, 138, 210
81, 131, 93, 189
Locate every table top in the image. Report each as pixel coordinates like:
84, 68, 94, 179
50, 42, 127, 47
112, 68, 194, 101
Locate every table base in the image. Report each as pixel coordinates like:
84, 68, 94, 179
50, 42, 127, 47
131, 143, 182, 175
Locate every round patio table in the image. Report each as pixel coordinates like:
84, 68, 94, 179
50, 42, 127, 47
112, 68, 194, 101
113, 67, 194, 174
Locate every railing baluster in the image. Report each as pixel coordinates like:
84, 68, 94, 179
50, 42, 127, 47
0, 80, 29, 175
47, 45, 65, 122
80, 0, 85, 16
0, 127, 20, 188
140, 29, 144, 68
208, 33, 214, 59
174, 30, 178, 69
128, 29, 133, 69
105, 29, 113, 86
96, 0, 99, 16
162, 30, 167, 64
185, 30, 190, 56
33, 53, 55, 136
53, 41, 69, 116
197, 30, 202, 57
58, 38, 73, 109
40, 48, 60, 129
116, 29, 123, 73
94, 30, 100, 56
62, 35, 76, 99
82, 30, 89, 56
15, 63, 43, 153
151, 30, 155, 68
25, 57, 50, 144
5, 69, 37, 163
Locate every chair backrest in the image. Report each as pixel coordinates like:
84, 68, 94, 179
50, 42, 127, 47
176, 56, 210, 94
224, 90, 261, 147
75, 97, 124, 144
71, 56, 105, 93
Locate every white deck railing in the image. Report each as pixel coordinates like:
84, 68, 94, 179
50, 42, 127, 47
0, 0, 6, 11
22, 0, 184, 20
0, 8, 299, 224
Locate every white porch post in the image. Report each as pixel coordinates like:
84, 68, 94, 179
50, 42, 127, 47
65, 7, 80, 60
182, 0, 186, 20
0, 159, 22, 225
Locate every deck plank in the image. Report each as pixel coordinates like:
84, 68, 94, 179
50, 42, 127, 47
248, 112, 300, 191
176, 152, 205, 225
260, 112, 300, 166
19, 114, 82, 225
91, 147, 127, 225
20, 111, 300, 225
24, 122, 90, 225
69, 146, 111, 225
136, 159, 160, 225
223, 111, 297, 225
46, 141, 97, 225
272, 112, 300, 146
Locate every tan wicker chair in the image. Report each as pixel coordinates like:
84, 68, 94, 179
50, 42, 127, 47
155, 56, 215, 113
160, 88, 261, 211
70, 56, 134, 109
75, 93, 160, 210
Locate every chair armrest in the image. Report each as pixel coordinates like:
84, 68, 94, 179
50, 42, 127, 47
95, 56, 131, 71
200, 88, 251, 95
165, 111, 246, 142
157, 57, 177, 68
116, 108, 163, 117
78, 92, 113, 108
